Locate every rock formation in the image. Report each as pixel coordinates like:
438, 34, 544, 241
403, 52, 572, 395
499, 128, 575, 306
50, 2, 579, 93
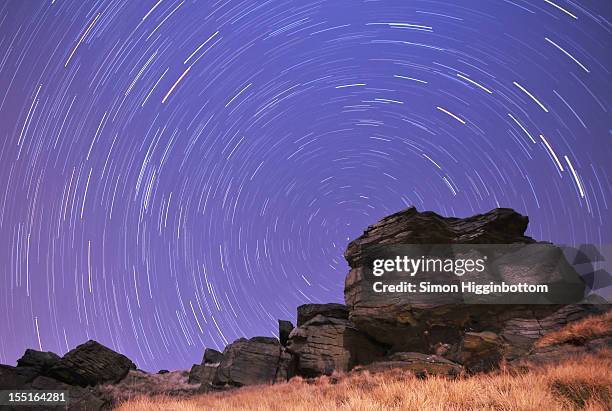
189, 348, 224, 384
286, 311, 384, 377
47, 340, 136, 387
0, 206, 608, 408
0, 340, 134, 410
343, 207, 596, 368
213, 337, 284, 386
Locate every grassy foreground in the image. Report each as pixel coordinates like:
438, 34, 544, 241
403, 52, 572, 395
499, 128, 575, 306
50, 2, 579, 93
115, 350, 611, 411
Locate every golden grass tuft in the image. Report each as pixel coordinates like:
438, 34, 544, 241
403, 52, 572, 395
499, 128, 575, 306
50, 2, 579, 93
535, 310, 612, 348
114, 351, 611, 411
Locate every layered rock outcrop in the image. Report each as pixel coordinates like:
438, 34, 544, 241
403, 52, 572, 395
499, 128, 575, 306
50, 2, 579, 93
160, 207, 608, 388
286, 310, 384, 377
47, 340, 136, 386
188, 348, 224, 384
343, 207, 595, 366
213, 337, 285, 386
0, 340, 134, 410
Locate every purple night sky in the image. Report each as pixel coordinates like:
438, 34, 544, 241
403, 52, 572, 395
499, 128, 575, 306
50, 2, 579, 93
0, 0, 610, 371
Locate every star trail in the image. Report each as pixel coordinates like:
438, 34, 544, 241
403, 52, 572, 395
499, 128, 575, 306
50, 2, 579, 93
0, 0, 610, 371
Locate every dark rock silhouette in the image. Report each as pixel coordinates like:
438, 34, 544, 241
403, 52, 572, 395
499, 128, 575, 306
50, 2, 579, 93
278, 320, 294, 346
0, 340, 131, 410
47, 340, 136, 387
16, 349, 60, 374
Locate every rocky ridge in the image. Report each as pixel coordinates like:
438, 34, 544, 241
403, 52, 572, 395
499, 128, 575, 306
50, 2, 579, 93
1, 207, 609, 410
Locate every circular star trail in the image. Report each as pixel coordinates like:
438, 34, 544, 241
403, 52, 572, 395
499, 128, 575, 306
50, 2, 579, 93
0, 0, 610, 370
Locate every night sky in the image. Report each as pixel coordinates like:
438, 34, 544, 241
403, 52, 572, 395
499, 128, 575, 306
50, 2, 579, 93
0, 0, 610, 371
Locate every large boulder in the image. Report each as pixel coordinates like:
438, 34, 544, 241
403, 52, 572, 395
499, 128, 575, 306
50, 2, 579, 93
189, 347, 224, 385
343, 207, 588, 360
286, 314, 384, 377
297, 303, 348, 326
189, 363, 218, 385
213, 337, 283, 386
48, 340, 136, 387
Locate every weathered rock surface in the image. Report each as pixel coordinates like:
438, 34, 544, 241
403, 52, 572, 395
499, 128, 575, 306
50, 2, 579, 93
48, 340, 136, 387
213, 337, 282, 386
287, 314, 384, 377
189, 347, 224, 384
359, 352, 463, 377
275, 349, 295, 382
297, 303, 349, 326
189, 363, 218, 384
345, 207, 534, 267
279, 320, 294, 346
343, 207, 589, 363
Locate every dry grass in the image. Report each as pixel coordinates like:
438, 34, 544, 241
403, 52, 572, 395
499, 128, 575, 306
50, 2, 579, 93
99, 369, 199, 404
114, 351, 611, 411
536, 311, 612, 348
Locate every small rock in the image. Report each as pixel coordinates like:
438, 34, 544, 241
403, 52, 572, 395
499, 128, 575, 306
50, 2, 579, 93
278, 320, 294, 346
